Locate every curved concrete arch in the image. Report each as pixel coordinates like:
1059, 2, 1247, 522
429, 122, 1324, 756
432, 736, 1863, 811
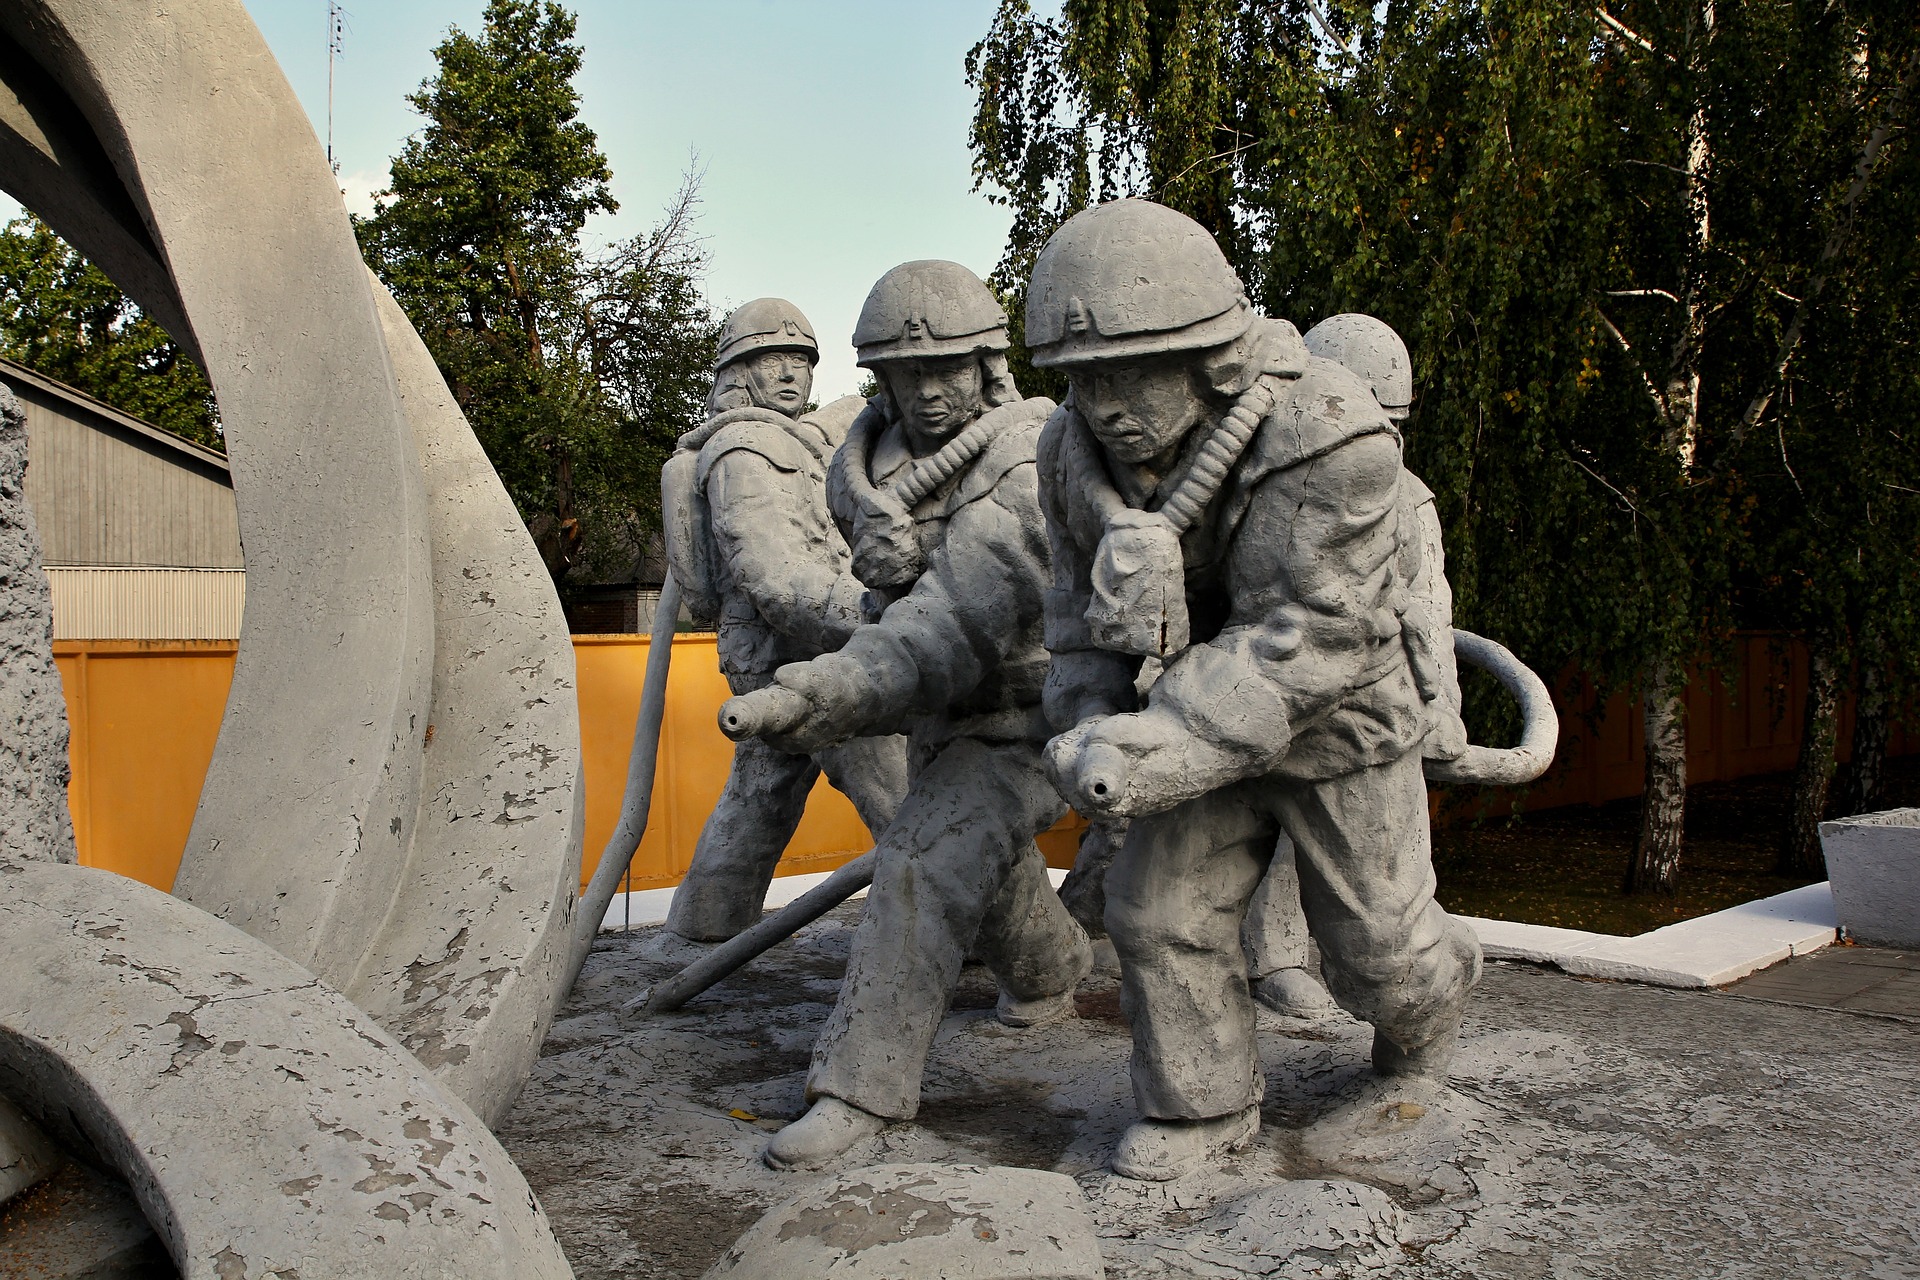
0, 1, 584, 1123
0, 861, 574, 1279
1, 0, 435, 986
355, 280, 584, 1118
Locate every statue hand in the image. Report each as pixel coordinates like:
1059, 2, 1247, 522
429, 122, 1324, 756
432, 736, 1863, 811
1046, 715, 1146, 817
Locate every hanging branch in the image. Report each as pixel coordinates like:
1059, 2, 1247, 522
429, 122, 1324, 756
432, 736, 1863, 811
1727, 42, 1920, 462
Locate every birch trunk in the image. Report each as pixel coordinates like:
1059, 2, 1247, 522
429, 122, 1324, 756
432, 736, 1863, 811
1781, 641, 1844, 876
1626, 4, 1714, 895
1627, 658, 1687, 895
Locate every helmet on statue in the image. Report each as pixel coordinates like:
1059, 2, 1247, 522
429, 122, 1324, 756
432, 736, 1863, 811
1025, 199, 1254, 369
1303, 313, 1413, 421
853, 261, 1009, 368
713, 298, 819, 373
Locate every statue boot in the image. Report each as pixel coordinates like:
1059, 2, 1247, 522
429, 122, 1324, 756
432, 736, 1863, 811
1251, 966, 1341, 1020
762, 1096, 887, 1171
1110, 1104, 1261, 1182
996, 935, 1094, 1027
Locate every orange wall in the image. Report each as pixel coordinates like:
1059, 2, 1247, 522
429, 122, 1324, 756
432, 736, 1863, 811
65, 632, 1889, 893
56, 636, 1085, 894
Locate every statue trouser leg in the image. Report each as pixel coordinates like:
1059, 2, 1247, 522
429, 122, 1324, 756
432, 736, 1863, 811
815, 734, 910, 836
1057, 818, 1127, 938
806, 736, 1086, 1120
1242, 833, 1309, 976
665, 737, 817, 942
1106, 784, 1275, 1120
1241, 833, 1341, 1018
1275, 752, 1482, 1063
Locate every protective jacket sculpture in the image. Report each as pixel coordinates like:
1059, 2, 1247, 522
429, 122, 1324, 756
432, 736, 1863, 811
1238, 313, 1470, 1018
1030, 201, 1483, 1181
661, 299, 907, 943
721, 262, 1093, 1170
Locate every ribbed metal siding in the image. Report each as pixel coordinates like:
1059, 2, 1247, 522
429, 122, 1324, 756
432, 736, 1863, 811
46, 567, 245, 640
9, 372, 243, 569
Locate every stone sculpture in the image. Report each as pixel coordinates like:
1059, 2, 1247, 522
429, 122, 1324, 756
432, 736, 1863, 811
720, 261, 1093, 1170
1236, 313, 1468, 1021
0, 386, 74, 871
0, 862, 576, 1278
0, 5, 588, 1272
1030, 199, 1484, 1181
660, 298, 908, 945
0, 0, 586, 1127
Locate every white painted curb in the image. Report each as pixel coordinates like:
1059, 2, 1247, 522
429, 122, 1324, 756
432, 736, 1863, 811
1459, 881, 1837, 988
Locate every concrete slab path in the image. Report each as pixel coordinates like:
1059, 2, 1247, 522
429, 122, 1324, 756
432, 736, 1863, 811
513, 904, 1920, 1279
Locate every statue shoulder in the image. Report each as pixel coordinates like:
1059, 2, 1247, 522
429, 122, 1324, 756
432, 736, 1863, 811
695, 416, 814, 487
1244, 357, 1398, 481
955, 397, 1055, 508
800, 394, 868, 449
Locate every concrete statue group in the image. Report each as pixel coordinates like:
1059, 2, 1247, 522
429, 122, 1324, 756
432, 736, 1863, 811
661, 198, 1497, 1183
0, 7, 1562, 1271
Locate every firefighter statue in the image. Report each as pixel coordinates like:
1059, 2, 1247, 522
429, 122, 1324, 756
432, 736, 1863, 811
1030, 201, 1483, 1181
719, 262, 1093, 1171
659, 298, 908, 945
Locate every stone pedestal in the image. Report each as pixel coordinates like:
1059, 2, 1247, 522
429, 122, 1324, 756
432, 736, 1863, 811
1820, 809, 1920, 947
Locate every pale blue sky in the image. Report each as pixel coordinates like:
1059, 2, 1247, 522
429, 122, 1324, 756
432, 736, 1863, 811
246, 0, 1026, 401
1, 3, 1029, 400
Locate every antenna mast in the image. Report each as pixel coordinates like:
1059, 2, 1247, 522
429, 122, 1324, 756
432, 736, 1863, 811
326, 1, 345, 175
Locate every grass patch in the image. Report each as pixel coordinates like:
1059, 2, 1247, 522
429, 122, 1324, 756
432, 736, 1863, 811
1432, 757, 1919, 937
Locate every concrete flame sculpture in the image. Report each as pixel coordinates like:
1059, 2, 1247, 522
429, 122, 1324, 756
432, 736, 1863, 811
0, 0, 585, 1128
0, 2, 586, 1273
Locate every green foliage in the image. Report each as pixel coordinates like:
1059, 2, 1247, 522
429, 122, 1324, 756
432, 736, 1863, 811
0, 216, 219, 449
968, 0, 1920, 738
357, 0, 715, 584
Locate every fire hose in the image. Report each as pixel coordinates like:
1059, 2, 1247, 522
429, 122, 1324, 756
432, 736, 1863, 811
623, 626, 1556, 1013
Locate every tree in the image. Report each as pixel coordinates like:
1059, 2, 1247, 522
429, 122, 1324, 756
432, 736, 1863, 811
0, 216, 219, 449
357, 0, 715, 585
968, 0, 1920, 894
1724, 9, 1920, 870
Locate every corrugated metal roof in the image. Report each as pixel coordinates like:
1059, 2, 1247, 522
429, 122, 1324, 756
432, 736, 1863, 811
3, 358, 243, 569
0, 358, 228, 473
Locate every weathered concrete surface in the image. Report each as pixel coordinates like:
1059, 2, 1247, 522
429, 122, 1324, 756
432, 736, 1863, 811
352, 280, 584, 1125
504, 908, 1920, 1278
0, 383, 73, 1214
0, 860, 574, 1279
1728, 942, 1920, 1018
1820, 809, 1920, 947
0, 0, 436, 985
706, 1162, 1103, 1279
0, 385, 74, 869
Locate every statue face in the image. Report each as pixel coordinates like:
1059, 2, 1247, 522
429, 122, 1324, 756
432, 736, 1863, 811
1069, 355, 1210, 464
737, 349, 814, 418
879, 355, 987, 452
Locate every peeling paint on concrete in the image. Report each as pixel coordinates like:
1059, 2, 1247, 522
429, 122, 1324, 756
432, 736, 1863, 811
0, 861, 575, 1278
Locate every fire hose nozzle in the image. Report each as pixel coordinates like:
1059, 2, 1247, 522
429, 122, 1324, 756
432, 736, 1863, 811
718, 686, 812, 742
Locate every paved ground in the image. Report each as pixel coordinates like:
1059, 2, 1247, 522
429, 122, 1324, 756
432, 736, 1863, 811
1725, 944, 1920, 1019
502, 910, 1920, 1280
